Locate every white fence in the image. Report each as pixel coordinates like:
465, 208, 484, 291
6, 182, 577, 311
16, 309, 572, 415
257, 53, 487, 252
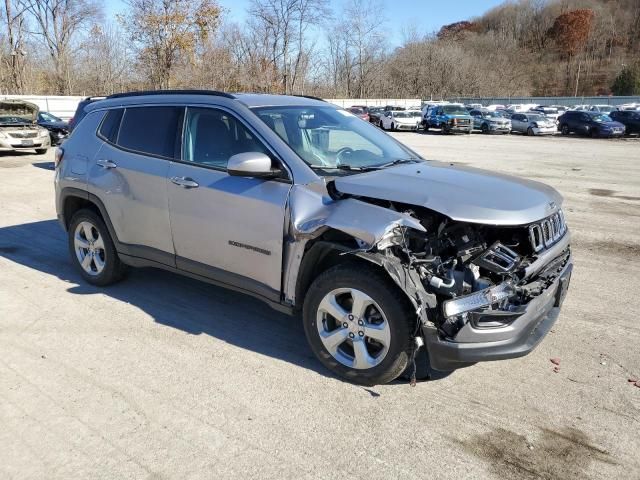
0, 95, 84, 120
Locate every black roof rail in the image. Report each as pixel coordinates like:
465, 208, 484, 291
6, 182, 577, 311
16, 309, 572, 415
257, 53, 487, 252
106, 89, 236, 100
291, 94, 326, 102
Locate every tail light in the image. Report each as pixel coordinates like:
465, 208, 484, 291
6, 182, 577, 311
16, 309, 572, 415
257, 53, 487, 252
54, 147, 64, 168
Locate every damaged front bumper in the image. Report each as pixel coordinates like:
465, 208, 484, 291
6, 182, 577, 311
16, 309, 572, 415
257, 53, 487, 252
423, 254, 572, 371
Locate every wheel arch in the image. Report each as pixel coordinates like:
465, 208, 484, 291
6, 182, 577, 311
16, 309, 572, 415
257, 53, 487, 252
59, 188, 120, 247
293, 233, 393, 313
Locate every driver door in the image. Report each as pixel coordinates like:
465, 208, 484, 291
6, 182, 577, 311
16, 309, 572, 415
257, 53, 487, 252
167, 106, 291, 299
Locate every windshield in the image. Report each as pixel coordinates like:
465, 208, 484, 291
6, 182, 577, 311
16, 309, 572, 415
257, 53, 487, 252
393, 111, 412, 118
590, 113, 612, 122
442, 105, 468, 115
253, 105, 420, 173
39, 111, 62, 122
538, 108, 558, 113
485, 111, 504, 118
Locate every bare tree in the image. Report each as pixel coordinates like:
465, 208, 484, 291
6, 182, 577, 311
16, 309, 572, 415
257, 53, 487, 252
248, 0, 329, 94
120, 0, 221, 89
2, 0, 28, 93
19, 0, 102, 94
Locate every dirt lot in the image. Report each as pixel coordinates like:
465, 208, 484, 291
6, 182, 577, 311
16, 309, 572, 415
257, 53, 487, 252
1, 133, 639, 480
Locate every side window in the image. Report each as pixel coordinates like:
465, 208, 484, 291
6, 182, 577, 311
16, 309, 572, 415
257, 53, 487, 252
182, 107, 269, 169
98, 108, 124, 143
117, 106, 182, 159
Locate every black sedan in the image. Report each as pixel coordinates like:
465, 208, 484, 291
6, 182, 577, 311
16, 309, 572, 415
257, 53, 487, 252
37, 111, 69, 145
610, 110, 640, 136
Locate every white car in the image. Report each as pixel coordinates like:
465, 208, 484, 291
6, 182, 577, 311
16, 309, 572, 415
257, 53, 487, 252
530, 106, 561, 123
485, 104, 506, 111
380, 110, 422, 131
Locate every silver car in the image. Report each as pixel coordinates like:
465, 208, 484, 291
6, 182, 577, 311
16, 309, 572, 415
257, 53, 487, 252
0, 100, 51, 154
510, 112, 557, 135
469, 109, 511, 134
55, 91, 572, 385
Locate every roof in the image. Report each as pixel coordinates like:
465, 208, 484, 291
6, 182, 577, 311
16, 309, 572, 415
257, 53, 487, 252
84, 90, 330, 112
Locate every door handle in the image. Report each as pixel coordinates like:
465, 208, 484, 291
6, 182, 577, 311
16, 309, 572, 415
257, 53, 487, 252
170, 176, 199, 189
97, 159, 117, 169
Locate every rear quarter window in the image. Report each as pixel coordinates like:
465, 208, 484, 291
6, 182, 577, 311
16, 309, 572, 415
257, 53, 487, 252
117, 106, 183, 159
98, 109, 124, 143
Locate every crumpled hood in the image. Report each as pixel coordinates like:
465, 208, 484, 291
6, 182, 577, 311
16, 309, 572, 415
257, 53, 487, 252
334, 161, 563, 226
0, 100, 39, 123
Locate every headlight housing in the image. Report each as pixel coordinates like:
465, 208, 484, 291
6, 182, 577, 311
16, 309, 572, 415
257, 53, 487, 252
0, 131, 6, 139
39, 128, 49, 137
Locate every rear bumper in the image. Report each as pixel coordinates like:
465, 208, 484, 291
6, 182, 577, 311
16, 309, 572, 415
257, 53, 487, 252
424, 257, 573, 371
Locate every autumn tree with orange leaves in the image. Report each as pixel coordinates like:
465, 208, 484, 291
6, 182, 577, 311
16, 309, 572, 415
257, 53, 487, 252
548, 9, 594, 95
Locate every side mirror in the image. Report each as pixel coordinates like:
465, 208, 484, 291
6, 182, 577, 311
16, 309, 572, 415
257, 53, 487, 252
227, 152, 280, 178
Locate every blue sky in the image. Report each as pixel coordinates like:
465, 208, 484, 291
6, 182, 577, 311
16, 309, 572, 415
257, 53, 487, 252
104, 0, 506, 47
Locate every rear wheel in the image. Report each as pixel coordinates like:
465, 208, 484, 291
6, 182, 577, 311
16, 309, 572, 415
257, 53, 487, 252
379, 120, 385, 130
561, 124, 569, 135
391, 122, 395, 131
68, 209, 127, 286
303, 264, 416, 385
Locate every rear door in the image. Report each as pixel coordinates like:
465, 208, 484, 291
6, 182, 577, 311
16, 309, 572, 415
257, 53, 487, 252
89, 106, 182, 265
167, 106, 291, 299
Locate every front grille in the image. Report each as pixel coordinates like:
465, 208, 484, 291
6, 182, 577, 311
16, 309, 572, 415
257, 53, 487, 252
529, 210, 567, 253
9, 132, 37, 139
455, 119, 470, 125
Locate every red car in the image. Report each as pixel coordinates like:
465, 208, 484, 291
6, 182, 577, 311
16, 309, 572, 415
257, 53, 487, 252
347, 106, 370, 122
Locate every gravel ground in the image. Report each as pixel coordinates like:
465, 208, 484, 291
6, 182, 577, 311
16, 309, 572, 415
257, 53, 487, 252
1, 132, 639, 480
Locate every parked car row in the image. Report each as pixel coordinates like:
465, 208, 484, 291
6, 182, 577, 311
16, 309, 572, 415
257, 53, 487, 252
346, 100, 640, 138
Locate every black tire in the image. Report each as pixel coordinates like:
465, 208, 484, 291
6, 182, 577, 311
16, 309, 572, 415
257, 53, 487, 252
590, 128, 599, 138
303, 263, 416, 385
481, 123, 489, 134
379, 120, 385, 130
68, 209, 127, 286
527, 127, 535, 136
391, 122, 395, 131
440, 123, 448, 134
560, 124, 569, 135
35, 148, 47, 155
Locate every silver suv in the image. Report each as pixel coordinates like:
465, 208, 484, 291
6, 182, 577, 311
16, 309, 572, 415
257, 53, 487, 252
54, 91, 573, 385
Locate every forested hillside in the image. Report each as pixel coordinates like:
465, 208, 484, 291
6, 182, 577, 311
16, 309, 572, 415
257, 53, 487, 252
1, 0, 639, 98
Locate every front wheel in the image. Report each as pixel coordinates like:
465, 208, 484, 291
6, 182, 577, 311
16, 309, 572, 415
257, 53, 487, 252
391, 122, 395, 131
35, 148, 48, 155
379, 120, 385, 130
303, 264, 416, 385
481, 123, 489, 134
527, 127, 535, 136
560, 124, 569, 135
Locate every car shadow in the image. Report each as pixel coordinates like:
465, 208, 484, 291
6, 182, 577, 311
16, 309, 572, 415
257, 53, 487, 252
32, 161, 55, 170
0, 219, 449, 385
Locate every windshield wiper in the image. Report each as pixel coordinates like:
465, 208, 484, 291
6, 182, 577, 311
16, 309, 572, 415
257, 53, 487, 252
374, 158, 421, 169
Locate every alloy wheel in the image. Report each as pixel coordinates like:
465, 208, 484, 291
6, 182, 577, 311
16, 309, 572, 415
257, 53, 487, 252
74, 221, 106, 276
316, 288, 391, 369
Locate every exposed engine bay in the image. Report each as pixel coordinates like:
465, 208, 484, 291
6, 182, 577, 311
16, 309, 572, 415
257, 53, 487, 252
359, 199, 571, 339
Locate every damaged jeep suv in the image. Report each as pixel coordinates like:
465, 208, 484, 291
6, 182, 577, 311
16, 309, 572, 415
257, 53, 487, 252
55, 91, 572, 385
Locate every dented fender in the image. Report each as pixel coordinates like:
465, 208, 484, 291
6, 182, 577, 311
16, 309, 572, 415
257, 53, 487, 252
282, 183, 427, 306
